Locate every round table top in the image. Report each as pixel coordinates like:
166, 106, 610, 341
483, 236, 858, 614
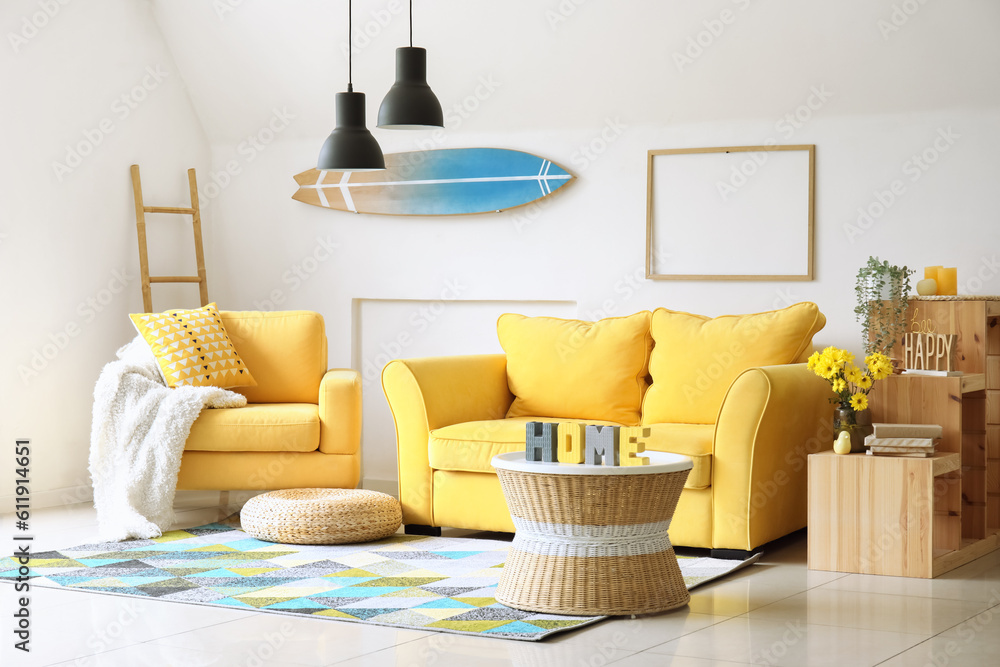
492, 450, 693, 475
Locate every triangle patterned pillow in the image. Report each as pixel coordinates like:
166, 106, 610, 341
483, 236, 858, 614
129, 303, 257, 389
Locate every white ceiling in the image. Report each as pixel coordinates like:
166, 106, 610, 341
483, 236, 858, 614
149, 0, 1000, 146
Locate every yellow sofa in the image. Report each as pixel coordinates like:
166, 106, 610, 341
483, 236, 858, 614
382, 304, 834, 554
175, 310, 361, 491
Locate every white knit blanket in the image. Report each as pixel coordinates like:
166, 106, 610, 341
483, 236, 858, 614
88, 335, 246, 540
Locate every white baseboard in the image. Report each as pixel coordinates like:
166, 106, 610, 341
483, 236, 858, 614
1, 483, 393, 516
362, 478, 399, 498
0, 483, 93, 514
173, 490, 254, 510
0, 488, 261, 516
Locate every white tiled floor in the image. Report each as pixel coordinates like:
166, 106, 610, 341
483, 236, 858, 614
2, 499, 1000, 667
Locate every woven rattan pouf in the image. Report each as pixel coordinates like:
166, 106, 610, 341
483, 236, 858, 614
240, 489, 401, 545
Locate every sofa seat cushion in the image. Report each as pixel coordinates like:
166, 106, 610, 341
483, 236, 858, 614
429, 417, 621, 474
428, 418, 712, 490
643, 303, 826, 424
640, 423, 714, 489
185, 403, 320, 452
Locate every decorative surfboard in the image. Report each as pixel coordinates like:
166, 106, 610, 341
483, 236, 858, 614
291, 148, 575, 216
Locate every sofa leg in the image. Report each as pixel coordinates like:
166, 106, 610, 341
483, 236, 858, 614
710, 548, 759, 560
404, 524, 442, 537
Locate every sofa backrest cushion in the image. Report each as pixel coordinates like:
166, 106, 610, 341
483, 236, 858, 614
498, 311, 653, 426
220, 310, 327, 404
642, 303, 826, 425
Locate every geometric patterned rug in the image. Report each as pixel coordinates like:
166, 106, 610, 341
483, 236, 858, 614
0, 522, 759, 642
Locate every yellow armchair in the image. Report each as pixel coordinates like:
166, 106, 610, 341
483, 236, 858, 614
176, 310, 361, 491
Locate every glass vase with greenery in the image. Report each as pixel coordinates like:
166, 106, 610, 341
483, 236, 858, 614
854, 256, 914, 355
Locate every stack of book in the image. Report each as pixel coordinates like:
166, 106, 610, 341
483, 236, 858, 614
865, 423, 943, 457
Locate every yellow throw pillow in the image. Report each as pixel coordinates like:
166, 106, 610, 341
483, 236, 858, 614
498, 311, 653, 426
642, 303, 825, 425
130, 303, 257, 389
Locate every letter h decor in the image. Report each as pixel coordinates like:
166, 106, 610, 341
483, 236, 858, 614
525, 421, 559, 462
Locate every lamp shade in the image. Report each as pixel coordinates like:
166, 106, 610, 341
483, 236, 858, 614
317, 91, 385, 171
378, 47, 444, 129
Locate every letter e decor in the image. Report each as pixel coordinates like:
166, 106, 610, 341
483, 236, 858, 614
620, 426, 652, 466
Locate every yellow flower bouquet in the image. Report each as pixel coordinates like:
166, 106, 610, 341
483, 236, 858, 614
808, 346, 893, 452
808, 346, 893, 412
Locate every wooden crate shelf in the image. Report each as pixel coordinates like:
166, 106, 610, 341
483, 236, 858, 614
809, 298, 1000, 578
808, 452, 961, 577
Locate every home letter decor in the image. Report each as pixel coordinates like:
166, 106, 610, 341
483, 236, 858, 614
557, 422, 586, 464
585, 425, 620, 466
525, 422, 558, 462
619, 426, 651, 466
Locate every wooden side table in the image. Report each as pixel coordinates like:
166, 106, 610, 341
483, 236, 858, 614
491, 451, 692, 615
808, 451, 1000, 578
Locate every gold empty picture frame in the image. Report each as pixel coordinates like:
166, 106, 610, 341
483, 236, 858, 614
645, 145, 815, 281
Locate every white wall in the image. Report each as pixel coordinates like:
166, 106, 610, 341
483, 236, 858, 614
0, 0, 210, 509
152, 0, 1000, 489
192, 110, 1000, 489
5, 0, 1000, 503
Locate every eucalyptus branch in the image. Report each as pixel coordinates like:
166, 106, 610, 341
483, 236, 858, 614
854, 256, 913, 355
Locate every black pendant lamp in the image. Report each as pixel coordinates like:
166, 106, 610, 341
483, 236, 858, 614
318, 0, 385, 171
377, 0, 444, 129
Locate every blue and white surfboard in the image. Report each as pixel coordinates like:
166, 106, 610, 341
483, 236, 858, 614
292, 148, 575, 216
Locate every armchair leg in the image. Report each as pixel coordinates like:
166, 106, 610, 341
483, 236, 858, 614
404, 524, 442, 537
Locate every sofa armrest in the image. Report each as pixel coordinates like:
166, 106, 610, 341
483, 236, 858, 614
382, 354, 513, 526
712, 363, 833, 550
318, 368, 362, 456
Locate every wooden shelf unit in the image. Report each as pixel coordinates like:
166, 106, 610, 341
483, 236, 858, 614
871, 374, 985, 538
809, 298, 1000, 578
891, 298, 1000, 537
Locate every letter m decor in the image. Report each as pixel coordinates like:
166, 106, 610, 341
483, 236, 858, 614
585, 425, 620, 466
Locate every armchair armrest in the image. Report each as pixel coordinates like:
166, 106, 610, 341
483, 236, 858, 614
712, 363, 833, 550
318, 368, 362, 455
382, 354, 512, 525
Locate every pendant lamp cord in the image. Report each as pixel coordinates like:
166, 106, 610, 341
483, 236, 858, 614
347, 0, 353, 92
409, 0, 413, 47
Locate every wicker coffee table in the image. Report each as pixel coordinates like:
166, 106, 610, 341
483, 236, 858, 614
492, 451, 693, 616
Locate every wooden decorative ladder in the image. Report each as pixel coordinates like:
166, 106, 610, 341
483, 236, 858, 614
130, 164, 209, 313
